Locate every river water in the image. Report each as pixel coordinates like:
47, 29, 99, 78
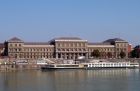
0, 69, 140, 91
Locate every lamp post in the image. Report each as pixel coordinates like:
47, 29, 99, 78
4, 61, 7, 70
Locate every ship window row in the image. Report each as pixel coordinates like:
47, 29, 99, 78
89, 63, 130, 66
56, 65, 79, 67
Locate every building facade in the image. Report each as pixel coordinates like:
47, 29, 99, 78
3, 37, 129, 60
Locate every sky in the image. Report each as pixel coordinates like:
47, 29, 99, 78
0, 0, 140, 46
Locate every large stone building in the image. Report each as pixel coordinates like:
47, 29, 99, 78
3, 37, 129, 60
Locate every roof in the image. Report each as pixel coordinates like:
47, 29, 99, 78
135, 45, 140, 49
24, 42, 50, 45
54, 37, 82, 40
8, 37, 23, 42
88, 42, 111, 45
103, 38, 126, 43
49, 37, 87, 43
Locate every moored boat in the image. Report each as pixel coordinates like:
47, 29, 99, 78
83, 62, 139, 69
41, 64, 84, 69
41, 61, 139, 70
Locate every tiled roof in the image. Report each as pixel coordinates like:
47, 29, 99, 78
8, 37, 23, 42
103, 38, 126, 43
24, 42, 50, 45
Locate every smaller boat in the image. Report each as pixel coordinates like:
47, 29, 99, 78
41, 64, 84, 69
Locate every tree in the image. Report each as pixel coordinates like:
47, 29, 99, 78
107, 52, 112, 58
120, 51, 126, 58
130, 45, 140, 58
92, 49, 100, 58
100, 52, 106, 58
130, 50, 137, 58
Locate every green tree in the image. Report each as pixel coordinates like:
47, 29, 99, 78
92, 49, 100, 58
130, 50, 137, 58
107, 52, 112, 58
130, 45, 140, 58
120, 51, 126, 58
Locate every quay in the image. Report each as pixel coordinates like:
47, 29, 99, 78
0, 58, 140, 70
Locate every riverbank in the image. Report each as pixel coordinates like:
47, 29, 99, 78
0, 58, 140, 70
0, 64, 41, 71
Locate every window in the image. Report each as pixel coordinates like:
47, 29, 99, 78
77, 43, 79, 47
117, 44, 119, 47
108, 48, 110, 51
15, 49, 18, 52
71, 43, 73, 47
19, 48, 21, 51
57, 44, 60, 47
81, 43, 83, 47
10, 44, 12, 47
57, 49, 60, 51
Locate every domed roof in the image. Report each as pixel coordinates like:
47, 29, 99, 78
135, 45, 140, 49
8, 37, 23, 42
103, 38, 126, 43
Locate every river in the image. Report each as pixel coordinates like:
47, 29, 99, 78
0, 69, 140, 91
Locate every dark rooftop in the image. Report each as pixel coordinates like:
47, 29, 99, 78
8, 37, 23, 42
103, 38, 126, 43
135, 45, 140, 49
88, 42, 111, 45
24, 42, 50, 45
49, 37, 84, 43
54, 37, 82, 40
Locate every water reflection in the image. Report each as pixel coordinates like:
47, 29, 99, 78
0, 69, 140, 91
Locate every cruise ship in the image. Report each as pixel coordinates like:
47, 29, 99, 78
83, 62, 139, 69
41, 62, 139, 70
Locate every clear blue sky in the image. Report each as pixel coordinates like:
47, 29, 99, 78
0, 0, 140, 46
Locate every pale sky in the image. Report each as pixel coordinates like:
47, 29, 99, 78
0, 0, 140, 46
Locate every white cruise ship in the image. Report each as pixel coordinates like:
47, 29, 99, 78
83, 62, 139, 69
41, 62, 139, 70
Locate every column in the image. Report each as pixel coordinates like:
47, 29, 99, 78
56, 53, 58, 59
